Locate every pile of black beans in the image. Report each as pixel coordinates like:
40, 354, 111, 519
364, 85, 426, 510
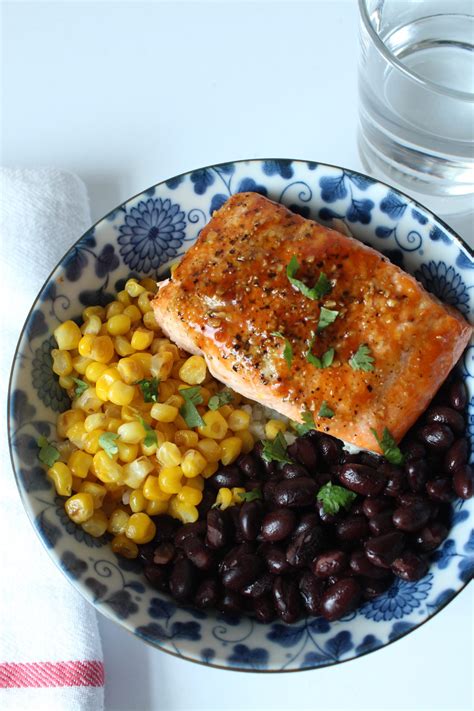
137, 376, 472, 623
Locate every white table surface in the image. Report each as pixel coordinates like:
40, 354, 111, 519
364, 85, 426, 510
2, 1, 473, 710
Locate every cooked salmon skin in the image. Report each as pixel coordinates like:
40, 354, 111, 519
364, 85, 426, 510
152, 192, 472, 452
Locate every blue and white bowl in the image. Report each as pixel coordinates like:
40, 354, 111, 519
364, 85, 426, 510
8, 159, 474, 671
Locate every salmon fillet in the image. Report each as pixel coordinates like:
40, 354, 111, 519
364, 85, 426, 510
152, 192, 472, 452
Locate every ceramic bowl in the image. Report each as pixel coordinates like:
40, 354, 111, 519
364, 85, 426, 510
8, 159, 473, 671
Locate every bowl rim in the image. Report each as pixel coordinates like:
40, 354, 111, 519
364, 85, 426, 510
7, 157, 474, 673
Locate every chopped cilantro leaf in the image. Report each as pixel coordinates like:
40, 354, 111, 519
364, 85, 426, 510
371, 427, 405, 465
261, 431, 292, 464
208, 388, 234, 411
305, 335, 335, 369
71, 377, 88, 397
99, 432, 120, 458
317, 482, 357, 515
37, 436, 60, 468
179, 386, 205, 428
317, 306, 339, 332
138, 418, 158, 448
238, 489, 263, 502
349, 344, 375, 372
294, 410, 316, 436
136, 377, 160, 403
286, 256, 332, 301
318, 401, 334, 418
271, 331, 293, 368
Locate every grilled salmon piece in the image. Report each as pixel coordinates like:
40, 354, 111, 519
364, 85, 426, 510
152, 192, 471, 452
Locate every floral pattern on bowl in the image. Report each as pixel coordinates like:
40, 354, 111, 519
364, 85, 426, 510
8, 159, 474, 671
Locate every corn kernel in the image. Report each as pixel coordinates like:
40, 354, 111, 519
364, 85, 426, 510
214, 487, 233, 510
47, 462, 72, 496
139, 277, 157, 292
90, 335, 115, 363
74, 387, 104, 413
220, 436, 242, 465
130, 352, 152, 374
82, 314, 102, 335
158, 466, 183, 494
169, 498, 199, 524
108, 381, 136, 406
126, 512, 156, 543
201, 461, 218, 478
78, 333, 95, 357
117, 420, 146, 444
107, 417, 122, 433
123, 457, 154, 488
51, 349, 73, 377
83, 429, 105, 454
113, 337, 134, 358
181, 449, 207, 478
131, 328, 154, 351
105, 301, 125, 319
174, 430, 199, 448
65, 492, 94, 523
157, 422, 176, 441
157, 441, 182, 467
177, 355, 206, 385
196, 438, 222, 463
150, 402, 178, 423
71, 475, 83, 492
150, 351, 174, 380
265, 419, 287, 440
116, 356, 143, 385
146, 499, 168, 516
85, 361, 108, 383
57, 409, 85, 438
111, 533, 138, 558
219, 405, 234, 419
117, 441, 139, 463
128, 489, 146, 513
123, 304, 142, 323
177, 485, 203, 506
141, 436, 161, 456
108, 508, 130, 534
82, 510, 108, 537
197, 411, 228, 440
83, 305, 105, 321
117, 289, 131, 306
236, 429, 255, 454
78, 481, 106, 508
59, 375, 75, 390
54, 320, 82, 350
107, 313, 132, 337
84, 413, 107, 432
68, 450, 93, 479
93, 450, 124, 484
143, 474, 172, 501
228, 409, 251, 432
137, 291, 153, 314
66, 421, 87, 449
231, 487, 246, 504
143, 310, 159, 331
95, 368, 121, 401
125, 278, 146, 297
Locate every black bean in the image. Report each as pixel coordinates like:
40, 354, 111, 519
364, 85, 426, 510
393, 501, 431, 532
281, 462, 309, 480
415, 522, 449, 552
361, 576, 393, 600
293, 512, 320, 538
143, 563, 169, 591
401, 440, 427, 461
274, 477, 317, 507
336, 515, 370, 545
286, 526, 326, 568
397, 492, 426, 507
369, 511, 394, 536
338, 464, 385, 496
316, 499, 343, 525
239, 501, 263, 541
153, 542, 175, 565
138, 543, 156, 565
449, 380, 467, 411
350, 500, 365, 516
237, 453, 264, 479
227, 506, 245, 543
317, 435, 343, 465
312, 550, 348, 579
340, 453, 361, 465
392, 551, 429, 581
405, 460, 429, 493
426, 406, 465, 434
320, 578, 361, 621
206, 508, 230, 549
288, 438, 318, 471
364, 531, 406, 568
219, 591, 245, 614
453, 464, 473, 499
273, 576, 302, 623
426, 478, 454, 502
260, 544, 292, 574
263, 480, 279, 505
153, 515, 180, 543
174, 521, 206, 548
349, 549, 391, 579
417, 424, 454, 450
253, 442, 279, 476
253, 595, 277, 623
383, 466, 407, 497
183, 538, 214, 570
444, 438, 469, 475
194, 578, 219, 608
208, 465, 243, 489
241, 573, 274, 598
299, 571, 325, 615
197, 489, 215, 518
221, 552, 262, 591
219, 543, 254, 574
362, 497, 393, 518
359, 451, 383, 469
261, 509, 296, 542
169, 558, 197, 601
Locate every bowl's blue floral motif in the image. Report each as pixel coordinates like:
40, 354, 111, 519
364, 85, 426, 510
8, 159, 473, 672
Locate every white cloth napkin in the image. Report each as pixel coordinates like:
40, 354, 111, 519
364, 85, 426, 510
0, 168, 105, 710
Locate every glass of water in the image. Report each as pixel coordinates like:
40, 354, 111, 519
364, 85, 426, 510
358, 0, 474, 217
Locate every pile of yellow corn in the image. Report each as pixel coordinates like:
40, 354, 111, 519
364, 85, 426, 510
45, 277, 285, 559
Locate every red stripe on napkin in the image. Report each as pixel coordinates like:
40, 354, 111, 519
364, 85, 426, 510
0, 661, 105, 688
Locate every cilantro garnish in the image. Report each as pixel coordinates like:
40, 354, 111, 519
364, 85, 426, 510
208, 388, 234, 411
349, 344, 375, 372
138, 417, 158, 448
179, 386, 205, 428
317, 482, 357, 515
99, 432, 120, 458
238, 489, 263, 502
286, 256, 332, 301
371, 427, 405, 465
271, 331, 293, 368
136, 377, 160, 403
294, 410, 317, 436
317, 306, 339, 332
71, 377, 88, 397
305, 334, 335, 369
318, 401, 334, 418
37, 436, 60, 468
261, 431, 292, 464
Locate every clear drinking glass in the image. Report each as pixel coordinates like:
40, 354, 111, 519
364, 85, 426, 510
358, 0, 474, 217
